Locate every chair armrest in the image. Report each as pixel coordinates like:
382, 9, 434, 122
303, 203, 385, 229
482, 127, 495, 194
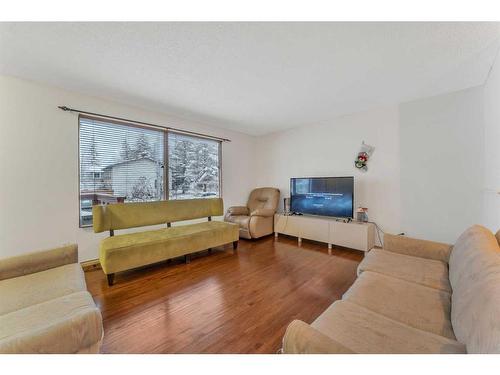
0, 244, 78, 281
384, 234, 452, 263
282, 320, 354, 354
226, 206, 249, 216
250, 208, 275, 217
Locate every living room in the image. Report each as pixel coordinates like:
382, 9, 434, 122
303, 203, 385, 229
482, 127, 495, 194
1, 1, 500, 373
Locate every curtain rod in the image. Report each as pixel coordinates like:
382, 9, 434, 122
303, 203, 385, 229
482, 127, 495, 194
57, 106, 231, 142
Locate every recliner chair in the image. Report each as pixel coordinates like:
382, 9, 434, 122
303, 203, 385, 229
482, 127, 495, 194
224, 187, 280, 239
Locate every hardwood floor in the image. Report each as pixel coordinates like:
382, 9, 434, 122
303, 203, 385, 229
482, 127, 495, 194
85, 235, 363, 353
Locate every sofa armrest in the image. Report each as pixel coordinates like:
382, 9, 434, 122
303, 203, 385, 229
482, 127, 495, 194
226, 206, 249, 216
250, 208, 275, 217
0, 244, 78, 281
384, 234, 452, 263
282, 320, 354, 354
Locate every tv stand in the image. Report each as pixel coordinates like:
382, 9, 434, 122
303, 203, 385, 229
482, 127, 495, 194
274, 213, 375, 254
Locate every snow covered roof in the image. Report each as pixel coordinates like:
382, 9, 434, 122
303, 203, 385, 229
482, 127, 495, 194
86, 165, 103, 173
103, 157, 160, 170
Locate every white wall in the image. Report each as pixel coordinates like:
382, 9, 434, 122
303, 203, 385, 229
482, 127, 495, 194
399, 87, 485, 242
1, 71, 498, 262
482, 49, 500, 233
257, 85, 493, 244
256, 106, 402, 238
0, 75, 257, 261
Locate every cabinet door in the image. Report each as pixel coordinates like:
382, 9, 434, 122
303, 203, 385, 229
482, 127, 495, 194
274, 215, 301, 237
299, 216, 330, 243
274, 214, 287, 233
330, 222, 369, 251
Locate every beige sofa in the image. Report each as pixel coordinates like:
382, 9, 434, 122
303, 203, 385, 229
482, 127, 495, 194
282, 225, 500, 354
225, 187, 280, 239
0, 244, 103, 353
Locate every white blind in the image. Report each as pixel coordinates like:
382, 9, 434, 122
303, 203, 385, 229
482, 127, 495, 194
79, 116, 165, 226
79, 116, 222, 227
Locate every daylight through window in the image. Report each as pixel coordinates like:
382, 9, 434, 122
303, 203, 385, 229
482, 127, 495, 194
79, 116, 221, 227
168, 132, 220, 200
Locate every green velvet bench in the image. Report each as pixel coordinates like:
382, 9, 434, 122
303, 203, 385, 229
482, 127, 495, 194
92, 198, 239, 286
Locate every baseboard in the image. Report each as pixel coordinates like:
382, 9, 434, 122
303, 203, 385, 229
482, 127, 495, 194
81, 258, 102, 272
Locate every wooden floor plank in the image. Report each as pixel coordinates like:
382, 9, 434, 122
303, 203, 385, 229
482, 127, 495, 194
85, 235, 363, 353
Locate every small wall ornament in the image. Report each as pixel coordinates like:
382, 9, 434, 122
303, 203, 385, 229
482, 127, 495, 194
354, 141, 375, 172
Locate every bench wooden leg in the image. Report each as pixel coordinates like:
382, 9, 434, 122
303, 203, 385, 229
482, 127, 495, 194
107, 273, 115, 286
233, 241, 238, 252
185, 254, 191, 264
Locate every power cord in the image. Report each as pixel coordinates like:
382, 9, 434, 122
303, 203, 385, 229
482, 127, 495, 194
367, 221, 385, 248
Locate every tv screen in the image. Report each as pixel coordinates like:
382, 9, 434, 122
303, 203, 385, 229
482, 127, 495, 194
290, 177, 354, 218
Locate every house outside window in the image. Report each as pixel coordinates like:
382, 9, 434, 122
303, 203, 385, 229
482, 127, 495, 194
78, 116, 221, 227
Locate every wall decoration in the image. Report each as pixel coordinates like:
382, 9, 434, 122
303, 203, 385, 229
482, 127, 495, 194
354, 141, 375, 172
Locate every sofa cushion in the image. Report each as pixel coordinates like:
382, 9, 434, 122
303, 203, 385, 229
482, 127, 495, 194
100, 220, 239, 274
343, 271, 455, 339
448, 225, 500, 353
383, 233, 452, 262
311, 300, 465, 354
0, 291, 102, 353
247, 187, 280, 213
0, 244, 78, 281
282, 320, 355, 354
358, 248, 451, 292
451, 270, 500, 353
0, 263, 87, 315
449, 225, 500, 293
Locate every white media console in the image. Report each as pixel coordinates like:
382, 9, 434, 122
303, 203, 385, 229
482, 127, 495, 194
274, 213, 375, 254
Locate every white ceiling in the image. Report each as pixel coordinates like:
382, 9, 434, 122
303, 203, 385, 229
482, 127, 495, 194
1, 22, 499, 135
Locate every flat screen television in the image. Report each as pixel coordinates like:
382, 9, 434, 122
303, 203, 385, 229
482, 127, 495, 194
290, 176, 354, 218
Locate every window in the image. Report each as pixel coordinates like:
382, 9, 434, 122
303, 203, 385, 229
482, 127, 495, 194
168, 132, 221, 200
78, 116, 221, 227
